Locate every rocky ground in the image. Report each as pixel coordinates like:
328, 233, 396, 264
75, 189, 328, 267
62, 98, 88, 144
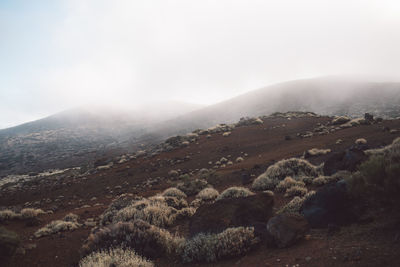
1, 112, 400, 267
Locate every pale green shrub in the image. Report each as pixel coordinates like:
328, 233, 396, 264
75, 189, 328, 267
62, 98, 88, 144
216, 187, 254, 201
162, 187, 187, 199
275, 177, 305, 192
284, 185, 308, 198
252, 158, 320, 191
181, 226, 259, 263
35, 219, 81, 238
195, 188, 219, 201
79, 247, 154, 267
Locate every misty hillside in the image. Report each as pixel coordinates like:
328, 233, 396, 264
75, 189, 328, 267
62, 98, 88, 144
0, 102, 202, 177
151, 77, 400, 137
1, 76, 400, 177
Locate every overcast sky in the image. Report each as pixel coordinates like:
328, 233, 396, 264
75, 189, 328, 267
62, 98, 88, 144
1, 0, 400, 129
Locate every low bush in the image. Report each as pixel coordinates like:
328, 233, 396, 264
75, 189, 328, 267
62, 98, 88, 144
35, 219, 81, 238
275, 177, 305, 192
306, 148, 331, 156
162, 187, 187, 199
284, 186, 308, 198
252, 158, 321, 191
195, 188, 219, 201
177, 179, 208, 196
83, 220, 184, 259
277, 191, 316, 214
181, 226, 259, 263
79, 247, 154, 267
216, 187, 254, 201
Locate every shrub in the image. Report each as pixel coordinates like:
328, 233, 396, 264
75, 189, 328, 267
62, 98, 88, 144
222, 132, 231, 137
162, 187, 187, 199
236, 157, 244, 163
0, 210, 19, 221
79, 247, 154, 267
177, 179, 208, 196
100, 194, 139, 226
346, 140, 400, 200
181, 226, 259, 263
35, 219, 81, 238
284, 186, 308, 198
20, 208, 46, 219
83, 220, 184, 259
277, 191, 316, 214
64, 213, 79, 222
275, 177, 305, 192
195, 188, 219, 201
113, 197, 178, 227
216, 187, 254, 201
306, 148, 331, 156
355, 138, 367, 145
252, 158, 320, 191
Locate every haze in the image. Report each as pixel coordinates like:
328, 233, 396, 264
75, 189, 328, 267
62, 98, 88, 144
1, 0, 400, 129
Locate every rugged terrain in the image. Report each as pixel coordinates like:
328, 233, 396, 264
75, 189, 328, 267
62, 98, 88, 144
1, 112, 400, 267
2, 77, 400, 178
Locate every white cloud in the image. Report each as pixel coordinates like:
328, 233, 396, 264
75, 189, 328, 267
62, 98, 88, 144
1, 0, 400, 127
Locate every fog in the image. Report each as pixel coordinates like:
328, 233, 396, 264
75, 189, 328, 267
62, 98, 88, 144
1, 0, 400, 128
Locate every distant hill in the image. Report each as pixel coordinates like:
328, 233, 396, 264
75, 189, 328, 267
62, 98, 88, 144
0, 102, 203, 177
1, 76, 400, 177
151, 77, 400, 137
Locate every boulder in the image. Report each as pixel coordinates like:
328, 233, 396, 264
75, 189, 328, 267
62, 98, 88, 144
323, 147, 368, 176
301, 180, 357, 228
189, 192, 274, 236
331, 116, 351, 125
267, 213, 309, 248
0, 227, 20, 262
364, 113, 374, 123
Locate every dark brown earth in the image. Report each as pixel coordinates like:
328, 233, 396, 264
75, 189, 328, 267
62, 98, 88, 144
1, 115, 400, 267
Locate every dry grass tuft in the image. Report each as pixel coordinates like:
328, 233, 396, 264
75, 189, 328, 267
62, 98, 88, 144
284, 186, 308, 198
162, 187, 187, 199
195, 188, 219, 201
181, 226, 259, 263
79, 247, 154, 267
216, 187, 254, 201
252, 158, 321, 191
275, 177, 305, 192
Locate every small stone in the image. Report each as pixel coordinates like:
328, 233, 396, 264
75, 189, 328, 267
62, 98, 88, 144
305, 256, 312, 262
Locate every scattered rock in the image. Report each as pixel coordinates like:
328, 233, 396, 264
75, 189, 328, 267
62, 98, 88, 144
189, 192, 274, 236
301, 180, 358, 228
267, 213, 309, 248
323, 147, 368, 176
0, 227, 20, 262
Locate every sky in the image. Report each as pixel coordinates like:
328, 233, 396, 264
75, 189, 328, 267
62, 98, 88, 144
1, 0, 400, 129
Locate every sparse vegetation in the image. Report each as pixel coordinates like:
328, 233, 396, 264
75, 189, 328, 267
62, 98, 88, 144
355, 138, 367, 145
275, 177, 305, 192
284, 186, 308, 198
306, 148, 331, 156
162, 187, 187, 199
35, 215, 81, 238
346, 138, 400, 200
0, 208, 46, 222
216, 187, 254, 201
113, 196, 184, 227
177, 178, 208, 196
79, 247, 154, 267
0, 210, 19, 221
195, 188, 219, 201
181, 226, 259, 263
252, 158, 321, 191
278, 191, 316, 214
83, 220, 184, 259
236, 157, 244, 163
